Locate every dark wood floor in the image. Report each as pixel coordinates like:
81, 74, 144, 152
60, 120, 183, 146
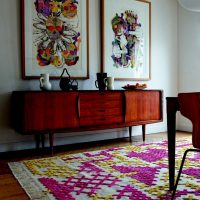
0, 131, 191, 200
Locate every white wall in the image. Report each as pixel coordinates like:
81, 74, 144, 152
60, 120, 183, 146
0, 0, 178, 152
177, 4, 200, 132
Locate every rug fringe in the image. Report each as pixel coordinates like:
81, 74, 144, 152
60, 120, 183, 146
8, 162, 52, 200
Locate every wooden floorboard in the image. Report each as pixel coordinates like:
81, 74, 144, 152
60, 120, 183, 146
0, 131, 191, 200
0, 174, 29, 200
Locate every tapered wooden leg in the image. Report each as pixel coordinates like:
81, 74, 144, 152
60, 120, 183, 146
167, 97, 178, 191
49, 132, 54, 156
129, 126, 132, 142
41, 134, 45, 149
142, 125, 146, 142
35, 134, 40, 149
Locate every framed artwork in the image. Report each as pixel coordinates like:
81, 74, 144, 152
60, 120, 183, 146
21, 0, 89, 79
101, 0, 151, 80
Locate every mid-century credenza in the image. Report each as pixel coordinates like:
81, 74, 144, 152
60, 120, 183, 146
12, 90, 163, 153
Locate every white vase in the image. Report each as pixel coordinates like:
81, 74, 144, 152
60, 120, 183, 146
40, 73, 52, 91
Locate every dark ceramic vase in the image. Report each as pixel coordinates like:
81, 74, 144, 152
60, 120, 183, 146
59, 68, 78, 91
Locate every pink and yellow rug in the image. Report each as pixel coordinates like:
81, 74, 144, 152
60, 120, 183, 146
9, 137, 200, 199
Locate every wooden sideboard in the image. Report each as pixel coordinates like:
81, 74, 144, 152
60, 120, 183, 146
11, 90, 163, 153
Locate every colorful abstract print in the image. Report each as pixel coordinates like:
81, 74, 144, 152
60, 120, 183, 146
111, 10, 144, 69
33, 0, 81, 68
9, 138, 200, 199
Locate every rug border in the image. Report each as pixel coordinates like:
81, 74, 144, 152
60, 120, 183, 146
8, 162, 53, 200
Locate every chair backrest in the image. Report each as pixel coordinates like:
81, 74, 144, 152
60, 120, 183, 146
178, 92, 200, 148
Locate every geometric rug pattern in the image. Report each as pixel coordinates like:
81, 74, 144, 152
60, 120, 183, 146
8, 137, 200, 199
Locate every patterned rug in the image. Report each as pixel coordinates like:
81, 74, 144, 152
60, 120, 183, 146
8, 137, 200, 200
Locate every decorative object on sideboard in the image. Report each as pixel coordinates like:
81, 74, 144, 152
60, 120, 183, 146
39, 73, 52, 91
95, 73, 107, 91
122, 83, 147, 90
59, 68, 78, 91
104, 77, 115, 90
70, 79, 79, 91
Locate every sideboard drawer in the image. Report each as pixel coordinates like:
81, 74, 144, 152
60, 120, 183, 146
80, 115, 124, 126
79, 92, 122, 102
80, 107, 123, 117
79, 91, 124, 126
80, 101, 123, 117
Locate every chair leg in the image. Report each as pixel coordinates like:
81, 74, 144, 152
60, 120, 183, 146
171, 148, 200, 200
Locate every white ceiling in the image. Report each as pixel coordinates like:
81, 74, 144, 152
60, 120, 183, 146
177, 0, 200, 12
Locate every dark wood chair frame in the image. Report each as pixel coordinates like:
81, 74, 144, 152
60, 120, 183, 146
167, 92, 200, 199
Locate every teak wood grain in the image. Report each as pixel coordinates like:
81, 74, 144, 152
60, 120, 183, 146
12, 90, 163, 152
125, 90, 162, 122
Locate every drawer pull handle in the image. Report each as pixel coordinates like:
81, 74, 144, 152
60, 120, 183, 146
97, 101, 105, 104
98, 110, 105, 112
100, 118, 106, 121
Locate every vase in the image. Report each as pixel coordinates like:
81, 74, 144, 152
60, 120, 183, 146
40, 73, 52, 91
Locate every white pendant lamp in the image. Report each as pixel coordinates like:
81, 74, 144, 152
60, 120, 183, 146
177, 0, 200, 12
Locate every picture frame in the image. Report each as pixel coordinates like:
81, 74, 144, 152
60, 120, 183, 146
101, 0, 151, 80
21, 0, 89, 79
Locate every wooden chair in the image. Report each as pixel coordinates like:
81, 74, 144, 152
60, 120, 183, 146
172, 93, 200, 199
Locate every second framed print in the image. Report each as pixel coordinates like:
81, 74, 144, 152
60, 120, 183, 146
101, 0, 151, 80
21, 0, 89, 79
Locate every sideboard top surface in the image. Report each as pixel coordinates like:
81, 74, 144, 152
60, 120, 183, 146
12, 89, 163, 93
